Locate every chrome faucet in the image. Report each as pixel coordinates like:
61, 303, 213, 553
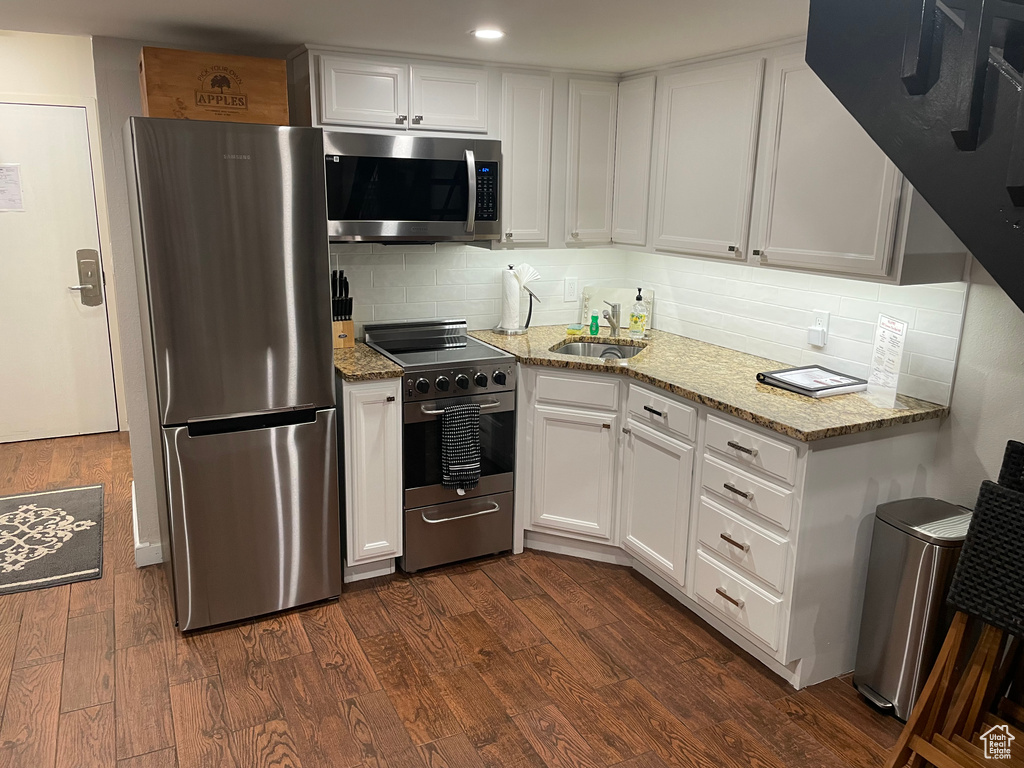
602, 301, 621, 337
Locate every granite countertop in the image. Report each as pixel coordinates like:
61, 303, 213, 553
334, 343, 404, 382
470, 326, 949, 442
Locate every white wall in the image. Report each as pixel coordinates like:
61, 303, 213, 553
929, 260, 1024, 506
91, 36, 166, 558
0, 30, 129, 428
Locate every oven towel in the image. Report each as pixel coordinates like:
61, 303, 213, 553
441, 403, 481, 492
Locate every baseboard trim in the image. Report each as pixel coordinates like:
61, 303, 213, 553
344, 559, 395, 583
131, 481, 165, 567
523, 529, 633, 565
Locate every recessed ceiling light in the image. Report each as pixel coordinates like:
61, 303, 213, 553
472, 28, 505, 40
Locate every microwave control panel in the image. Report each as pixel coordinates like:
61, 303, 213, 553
475, 162, 499, 221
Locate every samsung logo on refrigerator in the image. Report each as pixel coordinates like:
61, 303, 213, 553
222, 154, 251, 161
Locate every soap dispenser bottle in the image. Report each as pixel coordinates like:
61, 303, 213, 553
629, 288, 647, 339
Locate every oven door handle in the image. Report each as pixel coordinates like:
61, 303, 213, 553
465, 149, 476, 235
420, 400, 502, 416
421, 502, 500, 524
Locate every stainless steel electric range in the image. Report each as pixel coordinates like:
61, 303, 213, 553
364, 319, 516, 572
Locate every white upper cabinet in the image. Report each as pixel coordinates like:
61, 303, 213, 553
501, 73, 553, 244
612, 77, 656, 247
409, 65, 488, 132
651, 58, 764, 260
320, 56, 409, 128
565, 79, 618, 244
751, 53, 903, 277
319, 55, 487, 133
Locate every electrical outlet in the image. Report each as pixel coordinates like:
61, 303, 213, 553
564, 276, 579, 303
808, 310, 830, 347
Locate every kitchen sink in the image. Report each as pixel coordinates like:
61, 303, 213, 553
551, 342, 646, 360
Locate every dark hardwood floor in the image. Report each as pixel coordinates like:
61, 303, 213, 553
0, 432, 903, 768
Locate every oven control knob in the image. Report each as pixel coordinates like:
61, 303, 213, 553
415, 378, 431, 394
474, 373, 488, 387
435, 376, 450, 392
455, 374, 470, 390
492, 370, 507, 386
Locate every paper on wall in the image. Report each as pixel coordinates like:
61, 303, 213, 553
0, 165, 24, 212
865, 313, 909, 409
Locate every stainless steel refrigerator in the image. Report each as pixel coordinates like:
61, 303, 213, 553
124, 117, 341, 631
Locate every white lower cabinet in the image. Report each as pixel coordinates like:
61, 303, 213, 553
516, 363, 942, 688
619, 418, 693, 587
530, 404, 618, 540
342, 378, 403, 566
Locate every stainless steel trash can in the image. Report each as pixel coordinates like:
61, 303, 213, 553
853, 498, 972, 721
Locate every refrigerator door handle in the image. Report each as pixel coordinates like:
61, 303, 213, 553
186, 405, 319, 437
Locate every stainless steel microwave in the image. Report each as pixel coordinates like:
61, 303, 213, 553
323, 132, 501, 243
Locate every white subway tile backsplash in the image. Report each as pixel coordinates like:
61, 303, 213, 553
372, 267, 438, 287
406, 285, 466, 303
331, 245, 967, 407
905, 329, 959, 361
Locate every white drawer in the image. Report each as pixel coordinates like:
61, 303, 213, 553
536, 371, 620, 411
627, 385, 696, 442
697, 496, 788, 591
705, 414, 798, 486
701, 454, 794, 530
695, 551, 783, 651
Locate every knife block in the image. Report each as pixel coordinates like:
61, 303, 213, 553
333, 320, 355, 349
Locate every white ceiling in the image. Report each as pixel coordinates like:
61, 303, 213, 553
3, 0, 809, 73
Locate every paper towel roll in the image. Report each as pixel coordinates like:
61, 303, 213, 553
500, 269, 520, 330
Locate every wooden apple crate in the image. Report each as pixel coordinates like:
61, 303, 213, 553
139, 46, 289, 125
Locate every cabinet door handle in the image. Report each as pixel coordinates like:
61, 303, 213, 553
622, 427, 631, 435
726, 440, 758, 457
412, 115, 423, 124
643, 405, 664, 417
715, 587, 744, 609
506, 231, 514, 240
396, 114, 408, 124
602, 423, 611, 429
752, 249, 762, 256
723, 482, 752, 500
386, 396, 396, 402
720, 532, 750, 552
571, 231, 580, 239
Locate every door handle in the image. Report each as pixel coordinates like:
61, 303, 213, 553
71, 249, 103, 307
421, 502, 500, 524
465, 149, 477, 235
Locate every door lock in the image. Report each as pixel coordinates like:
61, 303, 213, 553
70, 249, 103, 306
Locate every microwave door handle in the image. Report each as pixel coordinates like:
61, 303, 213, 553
465, 149, 476, 235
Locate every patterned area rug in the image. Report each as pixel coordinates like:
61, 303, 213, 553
0, 485, 103, 594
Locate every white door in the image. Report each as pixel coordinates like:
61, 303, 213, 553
410, 65, 488, 133
751, 53, 903, 277
620, 419, 694, 587
0, 102, 118, 443
531, 404, 617, 540
651, 59, 764, 260
319, 55, 409, 128
501, 73, 552, 244
344, 379, 403, 565
565, 79, 618, 244
612, 77, 656, 247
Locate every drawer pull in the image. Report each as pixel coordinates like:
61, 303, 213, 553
716, 587, 745, 609
720, 532, 750, 552
723, 482, 752, 500
727, 440, 758, 457
421, 502, 500, 524
643, 405, 664, 417
602, 423, 611, 429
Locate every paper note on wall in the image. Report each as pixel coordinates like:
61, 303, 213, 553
865, 314, 909, 409
0, 165, 25, 211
